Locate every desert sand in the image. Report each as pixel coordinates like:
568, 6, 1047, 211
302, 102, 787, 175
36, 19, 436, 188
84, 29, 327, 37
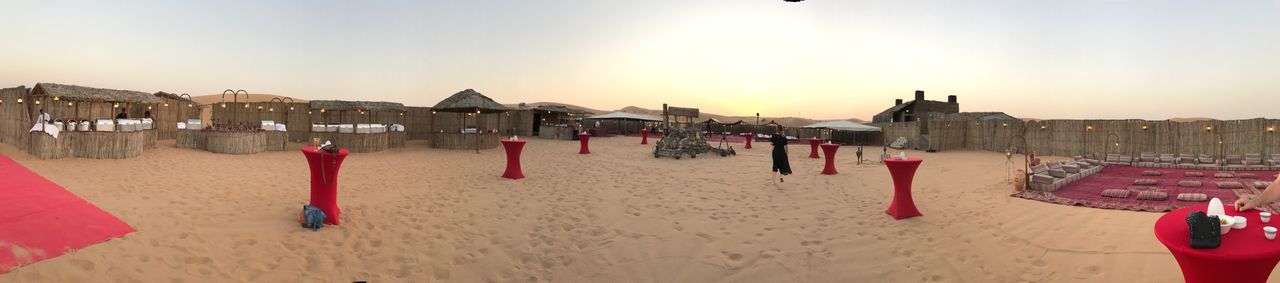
0, 136, 1263, 282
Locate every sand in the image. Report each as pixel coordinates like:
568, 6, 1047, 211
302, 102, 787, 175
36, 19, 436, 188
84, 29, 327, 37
0, 136, 1269, 282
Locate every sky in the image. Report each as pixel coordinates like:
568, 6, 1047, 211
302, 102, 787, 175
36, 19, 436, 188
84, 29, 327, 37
0, 0, 1277, 121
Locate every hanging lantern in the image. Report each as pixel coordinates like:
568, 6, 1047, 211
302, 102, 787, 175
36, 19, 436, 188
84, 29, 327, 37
1205, 126, 1213, 132
1269, 126, 1276, 133
16, 98, 22, 104
269, 108, 274, 112
222, 103, 227, 108
164, 103, 169, 107
113, 103, 119, 108
289, 106, 294, 110
53, 96, 60, 101
35, 100, 40, 105
147, 106, 152, 110
320, 109, 326, 113
188, 103, 193, 108
68, 102, 73, 106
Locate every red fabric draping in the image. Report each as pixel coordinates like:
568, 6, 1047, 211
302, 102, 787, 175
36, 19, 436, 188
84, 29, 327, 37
1155, 205, 1280, 283
885, 158, 924, 220
302, 146, 348, 225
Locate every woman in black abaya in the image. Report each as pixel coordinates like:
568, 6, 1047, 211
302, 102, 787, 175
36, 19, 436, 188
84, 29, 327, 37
770, 129, 792, 183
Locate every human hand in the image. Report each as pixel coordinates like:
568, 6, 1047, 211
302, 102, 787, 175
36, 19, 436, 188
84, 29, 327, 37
1237, 197, 1258, 212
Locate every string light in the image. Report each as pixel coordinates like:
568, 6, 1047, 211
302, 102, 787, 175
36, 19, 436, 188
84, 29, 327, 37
188, 103, 193, 108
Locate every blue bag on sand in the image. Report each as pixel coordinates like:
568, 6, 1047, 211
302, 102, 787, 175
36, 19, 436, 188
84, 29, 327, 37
302, 205, 326, 231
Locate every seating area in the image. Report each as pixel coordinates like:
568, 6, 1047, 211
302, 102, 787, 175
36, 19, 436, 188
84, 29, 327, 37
1013, 165, 1279, 212
1029, 158, 1103, 192
1097, 151, 1279, 171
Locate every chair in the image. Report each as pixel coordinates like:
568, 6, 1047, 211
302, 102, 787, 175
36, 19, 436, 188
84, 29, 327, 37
1223, 154, 1247, 171
1030, 164, 1065, 192
1196, 154, 1218, 170
1137, 152, 1158, 167
1104, 153, 1133, 166
1176, 153, 1197, 169
1157, 154, 1177, 168
1244, 153, 1268, 170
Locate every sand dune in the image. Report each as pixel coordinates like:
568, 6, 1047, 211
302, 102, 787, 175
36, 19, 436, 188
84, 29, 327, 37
0, 137, 1255, 282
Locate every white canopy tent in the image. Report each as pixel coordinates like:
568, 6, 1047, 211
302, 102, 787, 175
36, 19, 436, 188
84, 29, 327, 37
802, 120, 881, 132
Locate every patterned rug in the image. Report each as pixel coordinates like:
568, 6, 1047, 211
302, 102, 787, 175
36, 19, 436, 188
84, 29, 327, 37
1013, 166, 1279, 213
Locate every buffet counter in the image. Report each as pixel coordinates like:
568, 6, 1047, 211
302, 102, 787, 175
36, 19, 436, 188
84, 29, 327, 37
28, 130, 150, 160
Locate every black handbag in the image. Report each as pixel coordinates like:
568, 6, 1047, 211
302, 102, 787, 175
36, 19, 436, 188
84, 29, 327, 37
1187, 211, 1220, 249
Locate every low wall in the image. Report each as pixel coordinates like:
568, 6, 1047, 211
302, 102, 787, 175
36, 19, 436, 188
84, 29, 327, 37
431, 132, 499, 150
206, 132, 266, 155
389, 131, 406, 148
310, 132, 389, 153
176, 130, 207, 149
28, 131, 147, 159
538, 125, 575, 140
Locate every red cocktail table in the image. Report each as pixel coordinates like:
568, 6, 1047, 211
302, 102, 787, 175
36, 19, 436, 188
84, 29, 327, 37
884, 158, 923, 220
743, 133, 752, 149
577, 133, 591, 154
501, 139, 526, 180
820, 144, 840, 175
301, 146, 348, 225
1154, 205, 1280, 283
808, 138, 821, 158
640, 129, 649, 145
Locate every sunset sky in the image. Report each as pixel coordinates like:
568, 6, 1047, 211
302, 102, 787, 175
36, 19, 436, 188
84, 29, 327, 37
1, 0, 1276, 120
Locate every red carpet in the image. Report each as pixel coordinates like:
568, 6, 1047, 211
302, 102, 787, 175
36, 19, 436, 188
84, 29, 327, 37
1015, 166, 1279, 213
0, 153, 134, 274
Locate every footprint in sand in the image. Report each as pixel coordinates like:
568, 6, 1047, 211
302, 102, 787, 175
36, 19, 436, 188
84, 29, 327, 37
68, 258, 96, 271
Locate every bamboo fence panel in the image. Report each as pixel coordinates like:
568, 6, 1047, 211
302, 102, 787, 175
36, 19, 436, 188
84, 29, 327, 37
333, 132, 389, 153
431, 132, 499, 150
206, 132, 266, 155
144, 129, 157, 149
264, 131, 288, 151
28, 131, 146, 159
388, 131, 406, 148
926, 118, 1279, 159
0, 86, 31, 150
176, 130, 206, 149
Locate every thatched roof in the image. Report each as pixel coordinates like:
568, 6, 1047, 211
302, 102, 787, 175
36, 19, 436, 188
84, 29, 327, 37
154, 92, 199, 103
433, 89, 508, 113
309, 100, 406, 112
32, 83, 162, 104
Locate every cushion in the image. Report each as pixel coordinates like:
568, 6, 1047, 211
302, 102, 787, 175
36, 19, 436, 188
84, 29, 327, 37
1076, 162, 1093, 169
1159, 154, 1176, 163
1238, 173, 1258, 179
1049, 169, 1069, 178
1133, 179, 1159, 185
1032, 174, 1055, 184
1101, 189, 1132, 198
1216, 182, 1244, 189
1177, 193, 1209, 202
1142, 171, 1164, 176
1127, 186, 1159, 191
1185, 172, 1205, 177
1031, 164, 1049, 175
1062, 164, 1081, 173
1136, 191, 1169, 201
1215, 172, 1235, 178
1178, 180, 1204, 188
1255, 181, 1272, 189
1198, 157, 1216, 164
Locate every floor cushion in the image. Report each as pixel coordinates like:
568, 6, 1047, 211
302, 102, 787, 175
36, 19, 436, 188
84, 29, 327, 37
1178, 180, 1204, 188
1215, 172, 1236, 178
1217, 182, 1244, 189
1133, 179, 1159, 185
1185, 172, 1205, 177
1142, 171, 1164, 176
1255, 181, 1272, 189
1177, 193, 1209, 202
1136, 191, 1169, 201
1238, 173, 1258, 179
1101, 189, 1132, 198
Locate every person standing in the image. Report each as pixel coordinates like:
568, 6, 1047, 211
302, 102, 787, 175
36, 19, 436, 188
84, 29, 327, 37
770, 129, 792, 183
115, 108, 128, 119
